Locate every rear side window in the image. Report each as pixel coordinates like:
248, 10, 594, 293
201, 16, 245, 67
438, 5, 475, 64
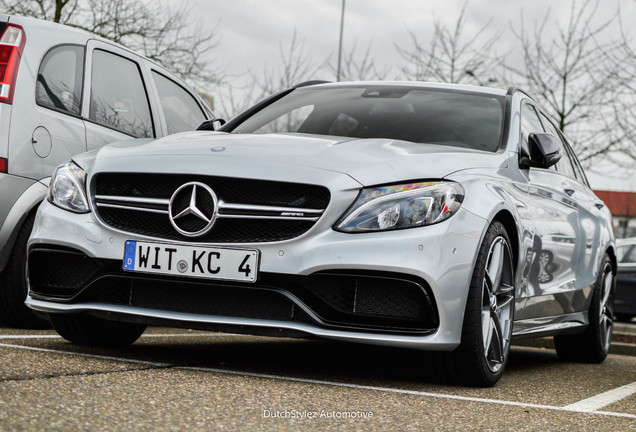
89, 50, 153, 138
36, 45, 84, 116
152, 71, 206, 134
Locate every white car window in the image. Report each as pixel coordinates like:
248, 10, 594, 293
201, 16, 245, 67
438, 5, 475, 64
89, 49, 153, 138
152, 71, 206, 134
36, 45, 84, 116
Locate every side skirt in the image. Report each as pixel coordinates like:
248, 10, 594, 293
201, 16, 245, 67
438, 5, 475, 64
512, 311, 588, 340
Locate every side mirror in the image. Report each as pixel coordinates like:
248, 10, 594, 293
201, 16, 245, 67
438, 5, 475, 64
196, 118, 226, 131
520, 133, 562, 169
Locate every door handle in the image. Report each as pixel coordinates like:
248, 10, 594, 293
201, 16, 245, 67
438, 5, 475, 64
594, 201, 604, 210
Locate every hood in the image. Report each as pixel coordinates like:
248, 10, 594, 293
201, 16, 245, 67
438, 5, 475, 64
83, 131, 504, 187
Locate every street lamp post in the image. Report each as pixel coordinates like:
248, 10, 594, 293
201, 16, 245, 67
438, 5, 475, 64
337, 0, 346, 81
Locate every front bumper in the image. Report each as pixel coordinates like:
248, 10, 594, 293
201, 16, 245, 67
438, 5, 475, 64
27, 199, 488, 350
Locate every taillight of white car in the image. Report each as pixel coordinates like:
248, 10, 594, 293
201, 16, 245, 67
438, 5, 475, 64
0, 23, 26, 105
0, 23, 26, 173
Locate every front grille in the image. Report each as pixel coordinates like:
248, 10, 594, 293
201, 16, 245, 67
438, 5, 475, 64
98, 207, 315, 243
92, 173, 331, 243
301, 273, 435, 327
95, 173, 330, 208
29, 249, 108, 297
79, 277, 302, 322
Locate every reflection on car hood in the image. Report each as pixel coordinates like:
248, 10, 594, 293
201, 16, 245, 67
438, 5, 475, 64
86, 132, 502, 186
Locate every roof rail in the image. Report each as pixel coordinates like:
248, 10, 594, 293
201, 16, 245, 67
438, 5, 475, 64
293, 80, 330, 88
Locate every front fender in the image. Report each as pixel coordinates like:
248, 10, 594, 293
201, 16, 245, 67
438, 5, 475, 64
0, 177, 49, 271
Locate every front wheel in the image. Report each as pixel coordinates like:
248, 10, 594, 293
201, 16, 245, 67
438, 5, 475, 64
437, 221, 516, 387
50, 313, 146, 347
554, 255, 614, 363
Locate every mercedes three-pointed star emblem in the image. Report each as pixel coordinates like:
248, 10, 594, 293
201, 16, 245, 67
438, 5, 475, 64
168, 182, 218, 237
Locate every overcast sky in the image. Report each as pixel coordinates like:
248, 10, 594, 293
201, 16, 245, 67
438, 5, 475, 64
193, 0, 634, 79
191, 0, 636, 190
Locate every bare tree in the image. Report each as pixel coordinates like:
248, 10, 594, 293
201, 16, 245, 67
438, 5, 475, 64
0, 0, 221, 91
212, 78, 260, 121
603, 21, 636, 164
211, 31, 324, 120
251, 30, 324, 98
0, 0, 81, 23
510, 0, 625, 164
396, 0, 502, 85
326, 40, 392, 81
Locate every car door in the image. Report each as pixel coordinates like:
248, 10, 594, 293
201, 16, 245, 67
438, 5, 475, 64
538, 113, 604, 294
82, 40, 159, 151
517, 102, 589, 317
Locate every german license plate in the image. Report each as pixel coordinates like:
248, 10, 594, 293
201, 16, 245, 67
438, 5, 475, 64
123, 240, 258, 282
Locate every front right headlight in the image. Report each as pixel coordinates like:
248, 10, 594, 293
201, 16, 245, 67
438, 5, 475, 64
335, 181, 464, 233
48, 161, 90, 213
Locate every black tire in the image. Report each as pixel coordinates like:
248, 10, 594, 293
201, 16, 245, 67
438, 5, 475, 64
437, 221, 516, 387
50, 313, 146, 347
0, 213, 50, 329
554, 255, 614, 363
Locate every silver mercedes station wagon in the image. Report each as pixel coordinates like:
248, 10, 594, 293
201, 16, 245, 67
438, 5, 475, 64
26, 82, 616, 386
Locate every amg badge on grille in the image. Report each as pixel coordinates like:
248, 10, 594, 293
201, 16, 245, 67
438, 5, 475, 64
168, 182, 219, 237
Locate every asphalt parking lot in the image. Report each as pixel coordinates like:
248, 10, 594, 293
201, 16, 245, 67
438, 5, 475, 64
1, 324, 635, 431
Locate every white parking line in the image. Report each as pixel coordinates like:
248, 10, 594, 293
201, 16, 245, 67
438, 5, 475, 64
181, 366, 636, 420
0, 333, 218, 340
0, 342, 170, 367
564, 381, 636, 412
0, 334, 61, 339
1, 341, 635, 420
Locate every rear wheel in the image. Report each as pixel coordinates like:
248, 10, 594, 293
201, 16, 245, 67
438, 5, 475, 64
50, 314, 146, 347
554, 255, 614, 363
437, 221, 515, 387
0, 213, 50, 329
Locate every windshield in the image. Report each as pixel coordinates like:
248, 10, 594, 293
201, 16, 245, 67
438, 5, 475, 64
231, 86, 505, 152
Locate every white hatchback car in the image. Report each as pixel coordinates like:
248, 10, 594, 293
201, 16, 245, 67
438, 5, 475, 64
0, 14, 213, 327
27, 82, 616, 386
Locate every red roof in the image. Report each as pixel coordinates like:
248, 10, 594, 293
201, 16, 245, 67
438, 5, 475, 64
594, 190, 636, 217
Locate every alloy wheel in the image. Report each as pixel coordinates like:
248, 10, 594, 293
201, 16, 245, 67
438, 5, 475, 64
481, 236, 515, 374
599, 263, 614, 353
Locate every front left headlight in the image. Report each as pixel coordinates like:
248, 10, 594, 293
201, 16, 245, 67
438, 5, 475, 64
335, 181, 464, 233
48, 161, 90, 213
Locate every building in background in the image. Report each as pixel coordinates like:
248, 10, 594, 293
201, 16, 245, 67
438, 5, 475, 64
586, 156, 635, 239
594, 190, 636, 239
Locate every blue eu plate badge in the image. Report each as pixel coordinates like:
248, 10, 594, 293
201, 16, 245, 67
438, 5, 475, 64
123, 241, 137, 270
